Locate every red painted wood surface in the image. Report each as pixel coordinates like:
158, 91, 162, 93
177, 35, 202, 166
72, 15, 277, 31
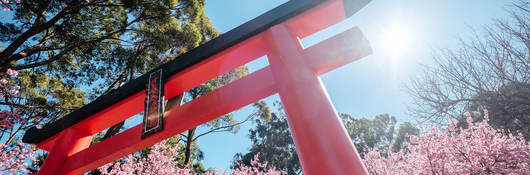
266, 24, 368, 175
38, 129, 92, 175
36, 0, 372, 174
61, 67, 277, 173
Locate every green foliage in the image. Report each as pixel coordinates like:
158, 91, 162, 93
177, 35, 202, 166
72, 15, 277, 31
0, 0, 217, 142
234, 101, 420, 175
0, 0, 232, 171
392, 122, 419, 152
233, 101, 300, 175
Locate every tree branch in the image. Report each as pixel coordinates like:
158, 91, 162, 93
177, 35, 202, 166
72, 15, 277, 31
192, 115, 254, 142
0, 3, 83, 65
0, 101, 75, 111
10, 17, 144, 70
32, 0, 52, 28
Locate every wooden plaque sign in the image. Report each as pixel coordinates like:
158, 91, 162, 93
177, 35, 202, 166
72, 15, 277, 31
142, 69, 164, 138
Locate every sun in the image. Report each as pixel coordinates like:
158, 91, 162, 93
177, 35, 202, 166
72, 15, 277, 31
380, 25, 413, 57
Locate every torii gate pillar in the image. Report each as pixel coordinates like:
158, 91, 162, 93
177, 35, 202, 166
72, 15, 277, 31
266, 24, 367, 174
38, 128, 92, 175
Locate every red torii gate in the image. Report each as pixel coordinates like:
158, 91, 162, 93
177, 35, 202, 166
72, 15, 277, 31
22, 0, 372, 174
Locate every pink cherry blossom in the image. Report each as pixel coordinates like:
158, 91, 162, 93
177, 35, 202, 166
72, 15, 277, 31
363, 109, 530, 174
0, 119, 13, 128
99, 139, 286, 175
6, 69, 17, 76
0, 68, 35, 174
0, 70, 27, 129
228, 153, 286, 175
0, 142, 36, 174
99, 139, 194, 175
10, 88, 19, 94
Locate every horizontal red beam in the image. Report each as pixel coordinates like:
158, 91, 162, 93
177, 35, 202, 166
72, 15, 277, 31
304, 27, 371, 74
37, 34, 267, 151
285, 0, 346, 39
61, 67, 277, 173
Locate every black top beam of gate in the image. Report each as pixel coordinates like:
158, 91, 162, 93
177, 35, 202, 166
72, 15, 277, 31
22, 0, 369, 144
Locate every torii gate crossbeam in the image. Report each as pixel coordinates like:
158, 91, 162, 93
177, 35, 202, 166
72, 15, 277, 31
22, 0, 373, 174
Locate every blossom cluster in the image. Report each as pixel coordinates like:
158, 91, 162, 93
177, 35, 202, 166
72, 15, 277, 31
0, 68, 36, 175
0, 0, 20, 11
0, 109, 25, 129
99, 140, 286, 175
98, 139, 187, 175
0, 142, 35, 174
363, 110, 530, 174
226, 153, 286, 175
0, 69, 20, 95
0, 69, 25, 129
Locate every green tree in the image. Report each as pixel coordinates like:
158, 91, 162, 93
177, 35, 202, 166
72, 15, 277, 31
232, 101, 300, 175
391, 122, 419, 152
1, 0, 252, 171
0, 0, 217, 144
340, 113, 396, 155
233, 101, 418, 175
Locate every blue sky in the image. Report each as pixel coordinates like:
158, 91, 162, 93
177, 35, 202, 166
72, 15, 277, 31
198, 0, 512, 170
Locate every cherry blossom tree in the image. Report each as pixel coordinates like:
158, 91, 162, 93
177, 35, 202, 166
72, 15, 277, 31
0, 69, 36, 174
98, 139, 285, 175
0, 68, 35, 145
0, 69, 24, 130
226, 153, 286, 175
363, 110, 530, 174
98, 139, 190, 175
0, 142, 35, 174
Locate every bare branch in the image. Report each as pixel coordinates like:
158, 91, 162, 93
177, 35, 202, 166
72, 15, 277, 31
0, 101, 74, 110
192, 115, 253, 142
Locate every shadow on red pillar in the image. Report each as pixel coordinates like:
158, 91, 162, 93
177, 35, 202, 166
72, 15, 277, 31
265, 24, 368, 175
38, 128, 92, 175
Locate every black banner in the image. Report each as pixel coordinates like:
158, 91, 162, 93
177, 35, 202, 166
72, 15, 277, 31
142, 69, 164, 138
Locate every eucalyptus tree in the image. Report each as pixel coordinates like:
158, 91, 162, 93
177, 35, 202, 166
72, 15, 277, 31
0, 0, 250, 170
233, 101, 418, 175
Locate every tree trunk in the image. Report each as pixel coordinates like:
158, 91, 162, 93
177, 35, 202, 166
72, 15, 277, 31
102, 121, 124, 140
182, 127, 196, 167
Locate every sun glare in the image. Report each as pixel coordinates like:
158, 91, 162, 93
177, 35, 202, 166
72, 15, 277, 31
381, 25, 413, 57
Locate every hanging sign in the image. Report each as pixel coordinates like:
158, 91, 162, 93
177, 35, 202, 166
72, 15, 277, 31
142, 69, 165, 138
